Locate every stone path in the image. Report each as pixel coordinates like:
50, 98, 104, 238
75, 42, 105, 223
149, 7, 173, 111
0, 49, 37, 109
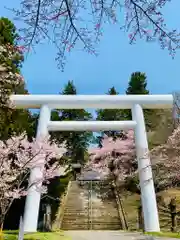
63, 231, 177, 240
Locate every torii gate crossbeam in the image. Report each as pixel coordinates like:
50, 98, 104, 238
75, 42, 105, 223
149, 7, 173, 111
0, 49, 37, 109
10, 94, 174, 233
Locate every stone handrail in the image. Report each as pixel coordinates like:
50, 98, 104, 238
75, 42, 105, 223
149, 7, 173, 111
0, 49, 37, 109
113, 181, 128, 230
53, 180, 72, 230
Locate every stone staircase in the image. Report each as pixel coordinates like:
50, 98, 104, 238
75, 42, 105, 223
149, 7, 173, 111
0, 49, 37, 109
60, 180, 122, 230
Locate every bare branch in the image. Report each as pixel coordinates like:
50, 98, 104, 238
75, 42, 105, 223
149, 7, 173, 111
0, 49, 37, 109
7, 0, 180, 69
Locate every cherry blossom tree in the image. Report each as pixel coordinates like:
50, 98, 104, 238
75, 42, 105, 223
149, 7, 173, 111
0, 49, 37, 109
0, 133, 66, 230
88, 129, 136, 182
8, 0, 180, 69
150, 125, 180, 189
124, 125, 180, 195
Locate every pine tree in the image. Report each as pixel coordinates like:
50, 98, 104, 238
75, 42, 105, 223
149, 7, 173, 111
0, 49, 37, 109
0, 17, 37, 229
124, 72, 168, 132
96, 86, 125, 145
126, 72, 149, 95
123, 72, 155, 131
0, 17, 18, 45
0, 17, 35, 140
51, 80, 93, 165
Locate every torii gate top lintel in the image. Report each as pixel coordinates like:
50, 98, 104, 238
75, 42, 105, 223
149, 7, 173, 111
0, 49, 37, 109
10, 94, 174, 109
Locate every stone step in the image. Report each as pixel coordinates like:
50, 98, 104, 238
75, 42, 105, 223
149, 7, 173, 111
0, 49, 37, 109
63, 208, 88, 211
61, 226, 121, 229
64, 205, 118, 208
64, 205, 88, 208
63, 219, 120, 223
63, 211, 119, 214
67, 193, 83, 195
66, 202, 118, 206
63, 212, 119, 216
65, 204, 117, 207
62, 222, 121, 226
62, 215, 121, 219
63, 211, 88, 214
63, 212, 86, 215
65, 201, 88, 203
60, 181, 122, 230
61, 223, 121, 226
62, 219, 89, 222
64, 209, 119, 212
62, 215, 89, 218
61, 225, 121, 230
63, 213, 120, 217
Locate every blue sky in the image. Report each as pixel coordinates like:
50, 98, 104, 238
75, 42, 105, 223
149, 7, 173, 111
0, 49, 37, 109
0, 0, 180, 107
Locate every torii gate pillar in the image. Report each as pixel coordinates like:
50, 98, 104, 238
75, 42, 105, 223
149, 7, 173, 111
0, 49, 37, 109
132, 104, 160, 232
23, 105, 51, 232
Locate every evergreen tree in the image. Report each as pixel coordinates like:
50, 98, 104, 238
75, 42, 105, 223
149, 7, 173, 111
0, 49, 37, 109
124, 72, 165, 132
0, 17, 36, 140
0, 17, 37, 229
122, 72, 154, 131
96, 86, 125, 145
126, 72, 149, 95
51, 80, 93, 165
0, 17, 18, 45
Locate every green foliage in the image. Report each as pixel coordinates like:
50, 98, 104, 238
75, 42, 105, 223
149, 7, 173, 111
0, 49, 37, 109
145, 232, 180, 238
96, 86, 125, 144
51, 80, 93, 165
0, 17, 36, 140
40, 174, 71, 225
0, 18, 23, 72
123, 175, 140, 194
0, 106, 37, 141
122, 72, 160, 132
126, 72, 149, 95
124, 72, 174, 145
62, 80, 77, 94
0, 18, 38, 230
0, 18, 18, 45
123, 72, 150, 121
96, 87, 122, 124
0, 80, 36, 140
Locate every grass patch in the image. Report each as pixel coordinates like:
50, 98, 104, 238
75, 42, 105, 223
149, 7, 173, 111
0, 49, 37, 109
2, 231, 70, 240
145, 232, 180, 239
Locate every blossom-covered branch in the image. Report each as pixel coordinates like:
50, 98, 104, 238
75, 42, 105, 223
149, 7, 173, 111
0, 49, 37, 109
88, 130, 136, 182
151, 125, 180, 188
126, 125, 180, 195
126, 0, 180, 57
9, 0, 180, 69
0, 133, 66, 229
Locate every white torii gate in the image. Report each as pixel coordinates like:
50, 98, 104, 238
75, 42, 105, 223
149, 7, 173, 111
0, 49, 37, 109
10, 94, 174, 233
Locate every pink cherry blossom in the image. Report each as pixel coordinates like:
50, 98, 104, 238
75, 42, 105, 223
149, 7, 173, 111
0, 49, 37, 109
148, 125, 180, 190
88, 130, 136, 181
0, 133, 66, 228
